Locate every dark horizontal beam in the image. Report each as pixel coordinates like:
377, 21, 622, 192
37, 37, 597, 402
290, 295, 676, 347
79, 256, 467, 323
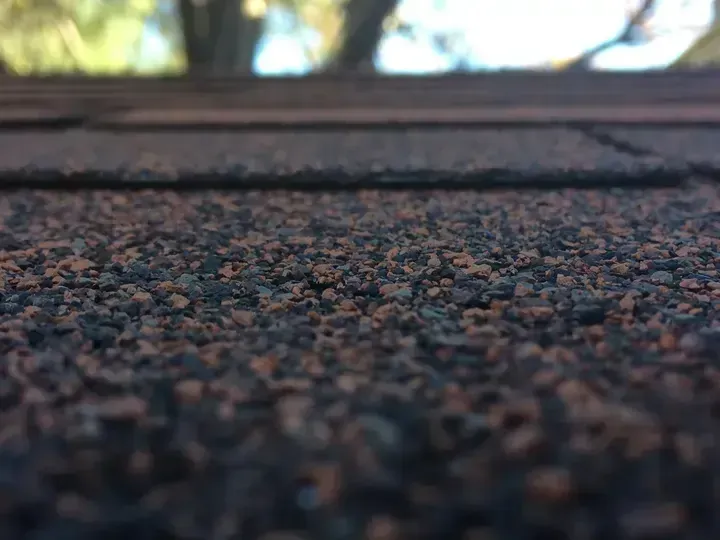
0, 71, 719, 129
1, 71, 720, 102
86, 104, 720, 130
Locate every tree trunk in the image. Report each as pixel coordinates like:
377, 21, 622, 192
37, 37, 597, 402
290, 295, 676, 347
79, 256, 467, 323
673, 0, 720, 67
329, 0, 399, 72
179, 0, 263, 75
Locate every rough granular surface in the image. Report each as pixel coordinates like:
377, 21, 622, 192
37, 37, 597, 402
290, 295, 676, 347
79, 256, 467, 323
0, 129, 667, 176
0, 180, 718, 540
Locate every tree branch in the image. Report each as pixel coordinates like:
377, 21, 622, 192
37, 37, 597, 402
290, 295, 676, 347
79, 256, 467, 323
565, 0, 656, 70
56, 19, 86, 71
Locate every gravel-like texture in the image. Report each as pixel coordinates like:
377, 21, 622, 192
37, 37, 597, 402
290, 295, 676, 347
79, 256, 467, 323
0, 129, 669, 176
0, 179, 718, 539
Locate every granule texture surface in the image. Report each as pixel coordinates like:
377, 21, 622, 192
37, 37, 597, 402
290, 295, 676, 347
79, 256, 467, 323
0, 129, 668, 177
0, 178, 717, 539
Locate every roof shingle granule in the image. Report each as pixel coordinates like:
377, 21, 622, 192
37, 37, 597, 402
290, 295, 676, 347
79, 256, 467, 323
0, 180, 717, 539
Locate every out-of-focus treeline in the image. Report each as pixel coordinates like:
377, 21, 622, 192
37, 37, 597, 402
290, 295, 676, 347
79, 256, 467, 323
0, 0, 718, 75
0, 0, 398, 74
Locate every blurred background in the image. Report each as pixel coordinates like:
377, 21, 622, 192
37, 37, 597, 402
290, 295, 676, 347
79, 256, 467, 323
0, 0, 719, 76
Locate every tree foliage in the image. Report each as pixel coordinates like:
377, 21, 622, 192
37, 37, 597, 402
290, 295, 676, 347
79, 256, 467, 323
0, 0, 156, 73
0, 0, 398, 74
272, 0, 345, 68
673, 0, 720, 67
674, 25, 720, 66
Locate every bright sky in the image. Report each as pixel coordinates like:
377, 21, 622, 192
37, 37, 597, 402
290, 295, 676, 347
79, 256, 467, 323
378, 0, 715, 71
144, 0, 716, 74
